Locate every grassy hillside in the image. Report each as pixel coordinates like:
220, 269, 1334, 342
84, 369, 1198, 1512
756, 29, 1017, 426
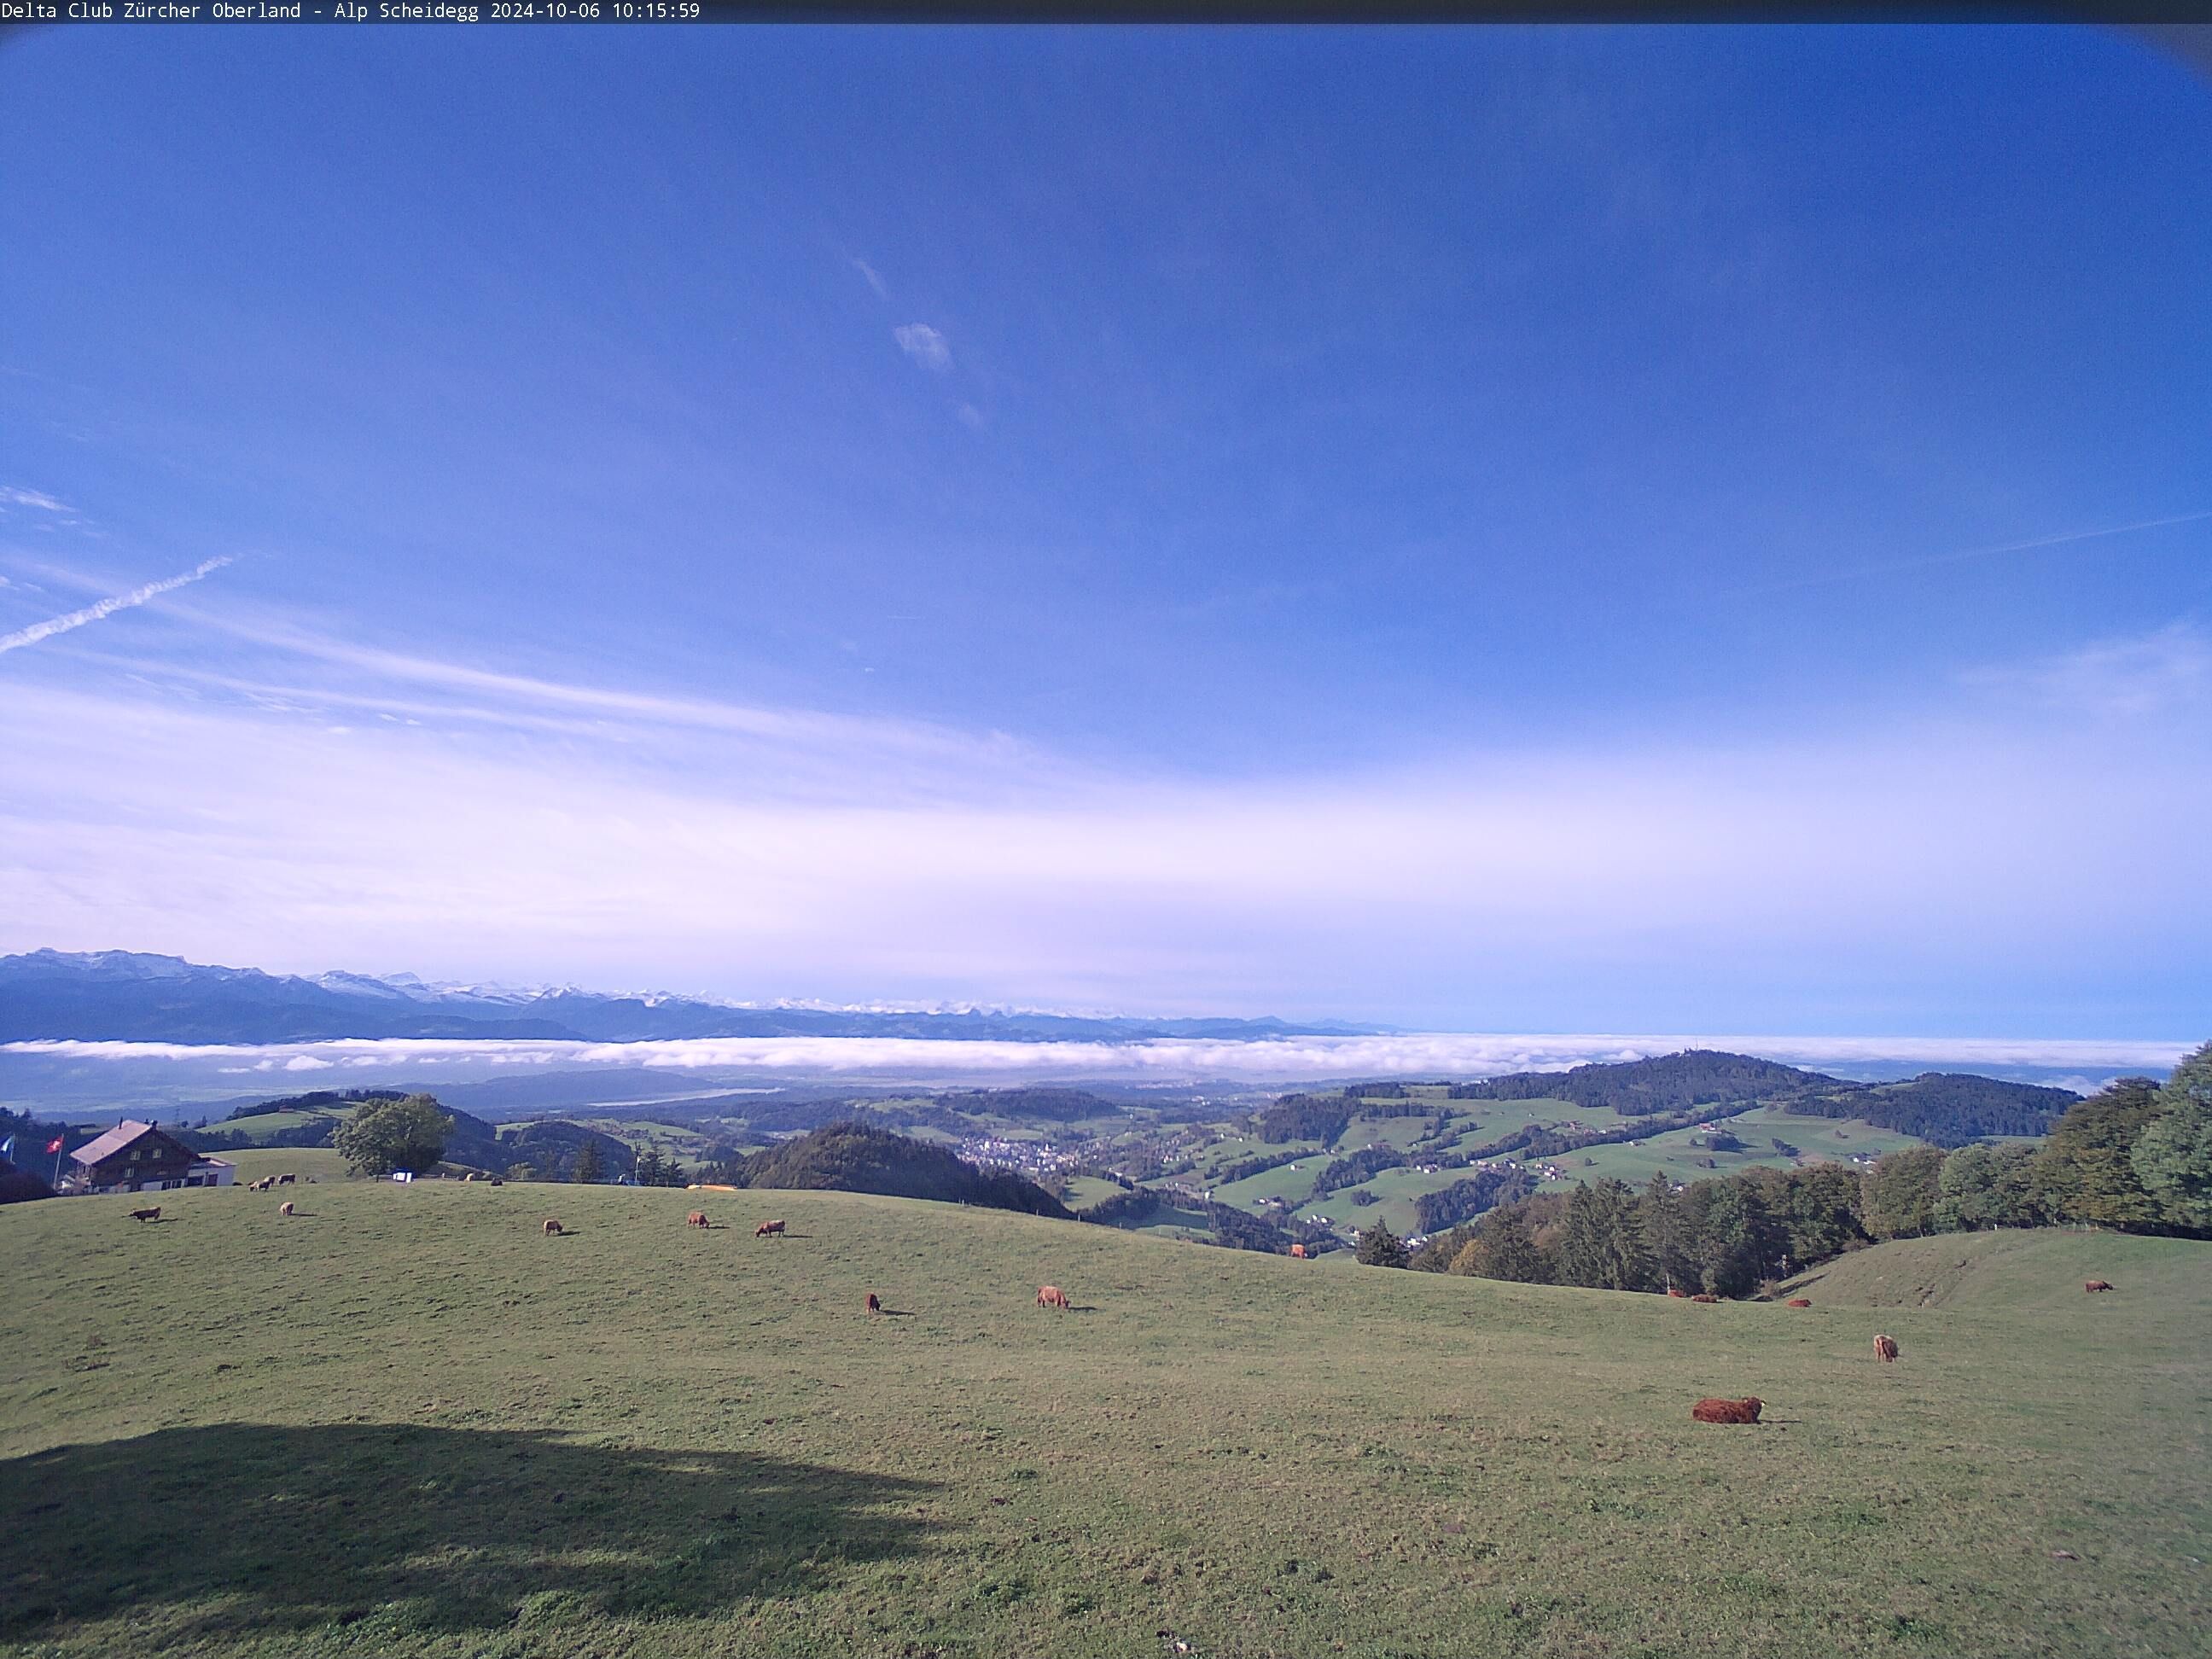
3, 1186, 2204, 1659
1777, 1228, 2201, 1313
1544, 1113, 1929, 1190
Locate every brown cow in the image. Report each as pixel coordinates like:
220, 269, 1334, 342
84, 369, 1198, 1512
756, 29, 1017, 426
1037, 1285, 1070, 1311
1785, 1297, 1812, 1308
280, 1201, 295, 1217
865, 1292, 882, 1315
686, 1210, 709, 1229
1873, 1334, 1900, 1364
1289, 1243, 1307, 1259
1691, 1293, 1720, 1304
1691, 1396, 1763, 1425
544, 1218, 564, 1236
2084, 1279, 2114, 1293
128, 1206, 161, 1222
1666, 1287, 1689, 1299
754, 1219, 786, 1239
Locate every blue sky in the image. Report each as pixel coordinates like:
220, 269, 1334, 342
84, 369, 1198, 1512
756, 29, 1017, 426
2, 26, 2207, 1035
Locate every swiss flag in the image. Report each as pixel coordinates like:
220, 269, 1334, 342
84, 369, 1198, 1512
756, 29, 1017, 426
46, 1137, 64, 1155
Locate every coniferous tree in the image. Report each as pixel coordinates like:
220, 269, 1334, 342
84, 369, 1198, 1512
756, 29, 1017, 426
1356, 1221, 1409, 1268
661, 1158, 688, 1188
635, 1146, 664, 1187
573, 1139, 605, 1185
1697, 1181, 1783, 1298
1586, 1177, 1652, 1290
1557, 1184, 1607, 1286
1639, 1172, 1696, 1294
1465, 1207, 1549, 1283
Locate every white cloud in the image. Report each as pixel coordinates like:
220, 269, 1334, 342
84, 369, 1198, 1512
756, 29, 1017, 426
3, 1032, 2190, 1082
852, 258, 888, 300
1967, 621, 2211, 718
0, 486, 71, 513
2, 596, 2206, 1028
956, 402, 987, 430
0, 556, 232, 655
894, 323, 951, 371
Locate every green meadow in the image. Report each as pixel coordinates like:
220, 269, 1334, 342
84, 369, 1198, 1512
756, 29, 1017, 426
3, 1181, 2205, 1659
1540, 1113, 1930, 1191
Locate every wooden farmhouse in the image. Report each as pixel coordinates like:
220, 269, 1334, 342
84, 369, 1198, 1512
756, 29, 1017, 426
65, 1121, 235, 1196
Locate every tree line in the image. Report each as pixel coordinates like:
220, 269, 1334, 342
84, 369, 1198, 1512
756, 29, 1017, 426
1394, 1046, 2209, 1295
1443, 1049, 2075, 1145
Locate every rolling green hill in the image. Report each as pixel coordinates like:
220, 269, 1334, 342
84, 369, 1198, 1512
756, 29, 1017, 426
3, 1185, 2203, 1658
1776, 1228, 2198, 1313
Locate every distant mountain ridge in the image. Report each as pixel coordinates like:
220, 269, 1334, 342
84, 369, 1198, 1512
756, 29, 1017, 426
0, 949, 1378, 1046
1450, 1047, 2078, 1145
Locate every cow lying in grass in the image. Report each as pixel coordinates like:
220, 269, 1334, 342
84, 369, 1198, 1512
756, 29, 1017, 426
1691, 1294, 1719, 1304
1691, 1397, 1762, 1424
1785, 1297, 1811, 1308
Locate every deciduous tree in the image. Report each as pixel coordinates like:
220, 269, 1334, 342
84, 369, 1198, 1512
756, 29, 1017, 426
332, 1093, 451, 1178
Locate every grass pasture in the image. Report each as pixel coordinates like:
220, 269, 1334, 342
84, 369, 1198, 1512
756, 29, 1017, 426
217, 1146, 356, 1184
2, 1184, 2205, 1659
1524, 1109, 1932, 1190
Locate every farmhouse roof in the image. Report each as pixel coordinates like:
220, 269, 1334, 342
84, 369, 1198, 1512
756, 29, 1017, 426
70, 1120, 161, 1166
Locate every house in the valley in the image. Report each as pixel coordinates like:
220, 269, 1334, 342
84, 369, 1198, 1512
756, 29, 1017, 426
64, 1121, 234, 1196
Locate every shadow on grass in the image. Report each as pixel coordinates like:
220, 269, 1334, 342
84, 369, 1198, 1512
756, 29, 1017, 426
1, 1423, 943, 1642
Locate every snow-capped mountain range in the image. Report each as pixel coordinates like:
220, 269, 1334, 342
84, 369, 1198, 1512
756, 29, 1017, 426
0, 950, 1381, 1045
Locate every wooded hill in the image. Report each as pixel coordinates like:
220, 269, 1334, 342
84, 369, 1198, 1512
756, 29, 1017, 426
1448, 1049, 2077, 1146
179, 1090, 637, 1181
721, 1121, 1073, 1219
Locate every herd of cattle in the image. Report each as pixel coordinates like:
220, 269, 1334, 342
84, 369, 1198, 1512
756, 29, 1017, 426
127, 1187, 2123, 1426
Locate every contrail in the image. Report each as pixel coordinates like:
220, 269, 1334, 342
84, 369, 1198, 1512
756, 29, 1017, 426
0, 556, 233, 655
1739, 509, 2212, 597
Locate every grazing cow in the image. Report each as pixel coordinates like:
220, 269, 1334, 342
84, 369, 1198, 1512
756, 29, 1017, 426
490, 1178, 504, 1186
277, 1173, 295, 1186
128, 1206, 161, 1223
1666, 1288, 1689, 1299
1037, 1284, 1070, 1311
754, 1219, 786, 1239
280, 1201, 295, 1217
1691, 1293, 1720, 1304
1786, 1297, 1812, 1308
1873, 1334, 1900, 1364
865, 1292, 882, 1315
544, 1218, 564, 1236
2085, 1279, 2114, 1294
1691, 1396, 1764, 1425
686, 1210, 709, 1229
1289, 1243, 1307, 1259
